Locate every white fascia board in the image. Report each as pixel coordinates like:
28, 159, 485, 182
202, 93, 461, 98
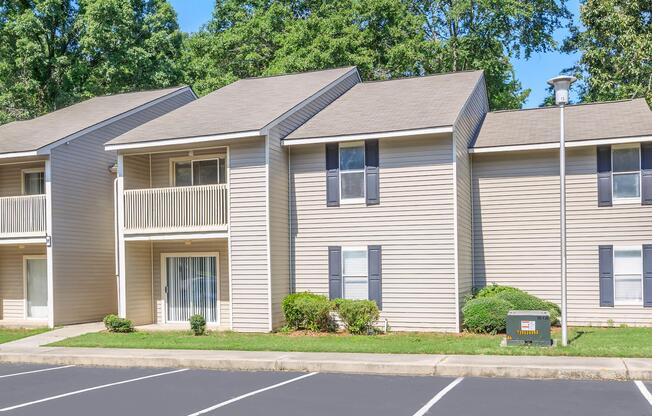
282, 126, 454, 146
105, 130, 263, 152
0, 151, 40, 159
469, 135, 652, 154
123, 231, 228, 242
36, 87, 194, 156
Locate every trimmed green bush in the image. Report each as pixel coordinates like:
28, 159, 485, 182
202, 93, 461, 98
475, 284, 517, 299
494, 289, 561, 325
334, 299, 380, 335
462, 297, 512, 334
190, 314, 206, 336
103, 314, 134, 333
282, 292, 333, 332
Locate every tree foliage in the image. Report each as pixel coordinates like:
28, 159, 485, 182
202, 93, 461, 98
565, 0, 652, 106
0, 0, 183, 125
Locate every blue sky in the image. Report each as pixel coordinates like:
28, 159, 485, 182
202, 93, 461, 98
170, 0, 581, 108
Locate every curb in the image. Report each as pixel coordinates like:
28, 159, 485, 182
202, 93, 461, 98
0, 349, 644, 381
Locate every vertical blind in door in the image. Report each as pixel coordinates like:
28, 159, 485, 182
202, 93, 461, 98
166, 256, 217, 323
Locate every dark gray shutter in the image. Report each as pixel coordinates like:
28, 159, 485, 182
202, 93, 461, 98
599, 245, 614, 307
597, 145, 612, 207
326, 143, 339, 207
641, 143, 652, 205
644, 245, 652, 307
368, 245, 382, 309
365, 140, 380, 205
328, 246, 342, 299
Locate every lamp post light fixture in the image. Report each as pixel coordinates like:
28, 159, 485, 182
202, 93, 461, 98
547, 75, 577, 347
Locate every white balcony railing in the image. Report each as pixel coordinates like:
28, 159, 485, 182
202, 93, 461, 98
123, 184, 228, 234
0, 194, 47, 237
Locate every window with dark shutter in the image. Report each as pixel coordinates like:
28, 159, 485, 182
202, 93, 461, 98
599, 245, 614, 307
597, 146, 612, 207
328, 246, 342, 299
641, 143, 652, 205
643, 245, 652, 307
326, 144, 340, 206
368, 245, 382, 309
365, 140, 380, 205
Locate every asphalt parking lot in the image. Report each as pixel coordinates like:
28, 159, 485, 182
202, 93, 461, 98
0, 363, 650, 415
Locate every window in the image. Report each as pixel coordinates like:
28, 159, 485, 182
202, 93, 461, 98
612, 145, 640, 202
173, 158, 226, 187
22, 169, 44, 195
613, 246, 643, 305
342, 247, 368, 300
339, 142, 365, 202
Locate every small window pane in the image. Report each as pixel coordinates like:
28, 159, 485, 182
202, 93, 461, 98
343, 250, 367, 276
193, 160, 218, 185
24, 172, 44, 195
218, 158, 226, 184
613, 147, 640, 172
343, 277, 368, 300
615, 275, 642, 303
341, 172, 364, 199
174, 162, 192, 186
340, 145, 364, 170
614, 249, 642, 274
613, 173, 640, 199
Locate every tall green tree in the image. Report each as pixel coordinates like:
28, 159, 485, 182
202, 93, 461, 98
566, 0, 652, 105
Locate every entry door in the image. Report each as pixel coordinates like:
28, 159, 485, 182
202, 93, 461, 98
165, 256, 218, 323
25, 258, 47, 319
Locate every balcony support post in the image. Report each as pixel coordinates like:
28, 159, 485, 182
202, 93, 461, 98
116, 154, 127, 318
45, 159, 54, 328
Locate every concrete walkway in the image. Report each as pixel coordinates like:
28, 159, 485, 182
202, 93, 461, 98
0, 322, 104, 349
0, 344, 651, 381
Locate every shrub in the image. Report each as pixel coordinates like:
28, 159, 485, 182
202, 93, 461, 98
282, 292, 333, 332
103, 314, 134, 333
462, 297, 512, 334
494, 289, 561, 326
190, 314, 206, 336
334, 299, 380, 335
475, 284, 518, 299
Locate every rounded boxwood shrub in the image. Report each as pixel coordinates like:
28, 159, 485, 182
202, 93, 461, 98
494, 290, 560, 326
475, 284, 518, 299
190, 314, 206, 336
462, 297, 512, 334
282, 292, 333, 332
333, 299, 380, 335
103, 314, 134, 333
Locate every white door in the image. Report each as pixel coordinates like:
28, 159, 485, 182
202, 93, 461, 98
165, 256, 218, 323
26, 258, 47, 319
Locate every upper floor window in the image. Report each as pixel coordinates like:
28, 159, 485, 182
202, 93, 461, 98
612, 144, 640, 202
22, 168, 45, 195
173, 158, 226, 187
339, 141, 365, 203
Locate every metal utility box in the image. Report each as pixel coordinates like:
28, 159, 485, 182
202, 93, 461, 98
505, 310, 552, 347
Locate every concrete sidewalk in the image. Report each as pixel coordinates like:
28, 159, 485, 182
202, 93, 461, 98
0, 345, 650, 381
0, 322, 104, 349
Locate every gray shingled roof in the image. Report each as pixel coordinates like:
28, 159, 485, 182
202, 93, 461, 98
473, 99, 652, 149
285, 70, 484, 141
107, 67, 357, 147
0, 87, 188, 155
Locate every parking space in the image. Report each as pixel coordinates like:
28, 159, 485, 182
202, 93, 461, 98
0, 364, 650, 416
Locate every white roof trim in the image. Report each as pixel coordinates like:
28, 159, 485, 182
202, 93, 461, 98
282, 126, 453, 146
0, 151, 40, 159
124, 231, 228, 241
470, 135, 652, 154
105, 130, 262, 151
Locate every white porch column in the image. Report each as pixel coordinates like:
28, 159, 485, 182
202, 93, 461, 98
44, 159, 54, 328
116, 154, 127, 318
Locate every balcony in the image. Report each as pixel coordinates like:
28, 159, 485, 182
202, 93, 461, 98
0, 194, 47, 238
123, 184, 228, 234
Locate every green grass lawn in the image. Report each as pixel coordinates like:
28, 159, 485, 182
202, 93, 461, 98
0, 327, 48, 344
49, 326, 652, 358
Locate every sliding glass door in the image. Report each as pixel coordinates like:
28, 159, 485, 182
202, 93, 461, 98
165, 255, 218, 323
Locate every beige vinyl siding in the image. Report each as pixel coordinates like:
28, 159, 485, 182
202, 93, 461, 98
152, 239, 230, 327
290, 135, 457, 332
123, 155, 150, 190
229, 137, 269, 331
453, 76, 489, 318
0, 244, 46, 320
50, 91, 195, 325
0, 162, 45, 197
473, 146, 652, 326
125, 240, 152, 325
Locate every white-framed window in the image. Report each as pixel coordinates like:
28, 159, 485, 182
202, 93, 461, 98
613, 246, 643, 305
21, 168, 45, 195
342, 247, 368, 300
172, 157, 226, 187
612, 144, 641, 203
339, 141, 365, 203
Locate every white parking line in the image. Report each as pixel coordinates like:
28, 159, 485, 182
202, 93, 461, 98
0, 365, 75, 379
0, 368, 188, 412
186, 372, 318, 415
634, 381, 652, 407
412, 377, 464, 416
